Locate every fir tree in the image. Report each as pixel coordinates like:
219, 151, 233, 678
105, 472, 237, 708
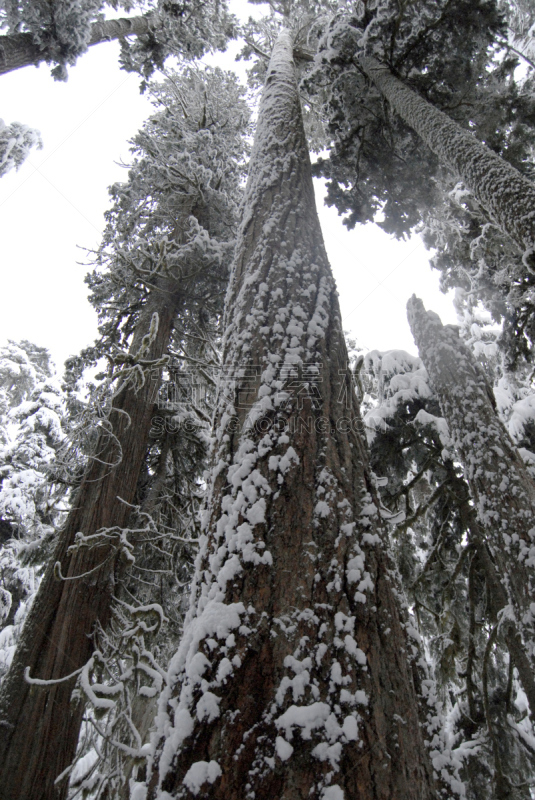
5, 2, 535, 797
312, 0, 535, 258
0, 66, 249, 800
0, 118, 41, 177
407, 298, 535, 746
65, 416, 209, 798
0, 341, 69, 681
363, 346, 535, 798
136, 27, 453, 800
0, 339, 68, 552
418, 159, 535, 367
0, 0, 236, 81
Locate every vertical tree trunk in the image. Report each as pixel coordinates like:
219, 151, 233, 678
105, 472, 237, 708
407, 295, 535, 711
357, 54, 535, 257
0, 278, 181, 800
0, 15, 151, 76
142, 31, 439, 800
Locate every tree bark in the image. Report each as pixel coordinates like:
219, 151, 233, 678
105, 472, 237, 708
141, 31, 440, 800
407, 295, 535, 708
454, 491, 535, 718
357, 54, 535, 258
474, 533, 535, 718
0, 278, 181, 800
0, 14, 151, 76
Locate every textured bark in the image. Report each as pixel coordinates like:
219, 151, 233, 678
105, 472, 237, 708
0, 14, 151, 76
142, 31, 438, 800
454, 491, 535, 718
407, 296, 535, 705
474, 533, 535, 717
358, 54, 535, 257
0, 278, 181, 800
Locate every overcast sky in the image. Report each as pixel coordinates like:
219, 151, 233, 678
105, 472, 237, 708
0, 3, 458, 372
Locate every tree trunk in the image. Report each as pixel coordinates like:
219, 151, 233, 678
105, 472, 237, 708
455, 493, 535, 719
141, 31, 439, 800
0, 278, 181, 800
358, 54, 535, 258
407, 295, 535, 710
0, 14, 151, 76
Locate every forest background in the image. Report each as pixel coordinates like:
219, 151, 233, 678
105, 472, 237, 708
2, 1, 535, 799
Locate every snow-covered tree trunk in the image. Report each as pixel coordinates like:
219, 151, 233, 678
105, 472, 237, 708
358, 55, 535, 259
470, 517, 535, 719
407, 295, 535, 713
141, 31, 438, 800
0, 279, 181, 800
0, 14, 151, 76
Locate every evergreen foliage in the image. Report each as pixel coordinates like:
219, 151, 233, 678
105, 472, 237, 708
0, 341, 69, 683
363, 347, 535, 798
309, 0, 535, 238
1, 0, 103, 79
88, 66, 249, 354
0, 118, 41, 177
52, 65, 250, 799
500, 0, 535, 63
63, 63, 249, 479
419, 166, 535, 367
0, 0, 236, 81
4, 0, 535, 797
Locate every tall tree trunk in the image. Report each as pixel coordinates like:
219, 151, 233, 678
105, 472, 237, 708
407, 295, 535, 712
0, 278, 181, 800
357, 55, 535, 258
141, 31, 439, 800
0, 14, 151, 76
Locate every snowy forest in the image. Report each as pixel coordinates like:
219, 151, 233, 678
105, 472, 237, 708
4, 0, 535, 798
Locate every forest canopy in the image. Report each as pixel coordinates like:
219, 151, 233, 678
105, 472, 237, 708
2, 1, 535, 799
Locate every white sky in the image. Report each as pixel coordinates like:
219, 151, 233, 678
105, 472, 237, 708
0, 4, 457, 372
